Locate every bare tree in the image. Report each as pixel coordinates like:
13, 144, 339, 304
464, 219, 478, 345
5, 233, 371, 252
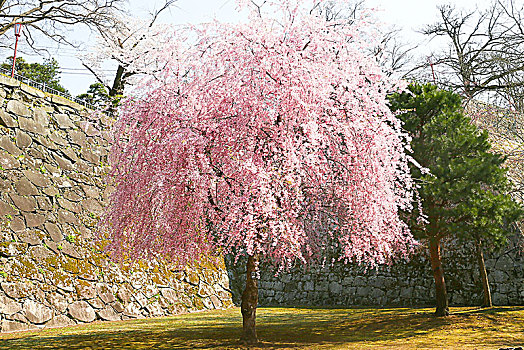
421, 0, 524, 106
0, 0, 126, 53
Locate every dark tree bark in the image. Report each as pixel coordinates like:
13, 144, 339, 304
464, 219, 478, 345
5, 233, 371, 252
109, 64, 125, 97
429, 238, 449, 316
240, 254, 259, 345
475, 238, 493, 308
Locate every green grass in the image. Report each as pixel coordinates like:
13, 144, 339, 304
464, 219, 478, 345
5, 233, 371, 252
0, 306, 523, 349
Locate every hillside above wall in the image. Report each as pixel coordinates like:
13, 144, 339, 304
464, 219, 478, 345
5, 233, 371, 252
0, 75, 232, 333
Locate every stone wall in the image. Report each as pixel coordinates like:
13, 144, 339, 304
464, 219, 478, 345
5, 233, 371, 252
227, 235, 523, 307
0, 76, 232, 333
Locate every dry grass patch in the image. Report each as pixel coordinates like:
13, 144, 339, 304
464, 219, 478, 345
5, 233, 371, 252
0, 306, 522, 349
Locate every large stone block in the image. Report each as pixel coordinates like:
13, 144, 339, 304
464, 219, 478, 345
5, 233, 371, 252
36, 196, 52, 211
54, 114, 75, 129
117, 285, 133, 304
62, 147, 80, 163
50, 95, 83, 110
45, 315, 76, 328
328, 281, 342, 294
8, 216, 26, 232
20, 83, 45, 98
68, 301, 96, 323
97, 307, 121, 321
1, 320, 29, 333
15, 130, 32, 148
14, 178, 38, 196
23, 299, 53, 324
49, 271, 75, 293
68, 130, 87, 147
80, 122, 100, 137
24, 212, 45, 228
133, 292, 148, 308
28, 245, 53, 260
53, 154, 74, 171
57, 210, 78, 224
0, 109, 17, 128
0, 75, 20, 87
80, 149, 99, 166
111, 301, 124, 313
0, 136, 22, 157
0, 295, 22, 315
123, 302, 141, 318
63, 190, 83, 202
87, 298, 105, 309
48, 131, 67, 146
7, 100, 30, 117
19, 117, 46, 135
58, 197, 81, 213
9, 193, 36, 212
33, 107, 49, 125
54, 177, 73, 189
97, 283, 116, 304
1, 282, 35, 299
61, 242, 82, 259
42, 185, 59, 197
0, 200, 17, 216
145, 301, 163, 316
0, 150, 20, 169
46, 292, 69, 313
75, 280, 96, 300
19, 230, 44, 245
81, 198, 103, 214
22, 170, 50, 187
80, 185, 99, 199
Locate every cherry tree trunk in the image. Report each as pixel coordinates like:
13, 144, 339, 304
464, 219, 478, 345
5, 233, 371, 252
429, 238, 449, 316
240, 254, 259, 344
476, 238, 492, 308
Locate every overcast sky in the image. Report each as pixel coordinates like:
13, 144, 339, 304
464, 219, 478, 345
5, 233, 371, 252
13, 0, 485, 95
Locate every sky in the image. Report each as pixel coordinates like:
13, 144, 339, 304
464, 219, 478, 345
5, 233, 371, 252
8, 0, 485, 95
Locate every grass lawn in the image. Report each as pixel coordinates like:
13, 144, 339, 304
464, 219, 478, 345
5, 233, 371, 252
0, 306, 523, 349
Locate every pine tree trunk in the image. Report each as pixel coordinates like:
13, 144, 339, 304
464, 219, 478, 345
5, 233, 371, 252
429, 238, 449, 316
240, 254, 259, 344
476, 238, 492, 308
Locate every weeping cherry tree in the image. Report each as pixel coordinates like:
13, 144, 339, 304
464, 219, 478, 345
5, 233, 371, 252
102, 0, 418, 344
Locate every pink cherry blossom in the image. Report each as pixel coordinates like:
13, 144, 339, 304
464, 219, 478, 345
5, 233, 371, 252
102, 0, 417, 270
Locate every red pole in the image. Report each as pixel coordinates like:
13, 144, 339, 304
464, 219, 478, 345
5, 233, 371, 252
11, 23, 23, 78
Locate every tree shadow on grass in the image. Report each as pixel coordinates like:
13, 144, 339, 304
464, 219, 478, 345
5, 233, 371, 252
1, 307, 522, 350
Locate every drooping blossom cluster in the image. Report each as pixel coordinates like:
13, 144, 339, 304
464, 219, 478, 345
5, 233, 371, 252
102, 0, 417, 268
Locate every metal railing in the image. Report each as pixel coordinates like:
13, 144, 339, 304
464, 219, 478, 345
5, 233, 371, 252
0, 66, 95, 110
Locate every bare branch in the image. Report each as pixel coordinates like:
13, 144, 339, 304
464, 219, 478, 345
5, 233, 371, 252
416, 0, 524, 106
0, 0, 126, 52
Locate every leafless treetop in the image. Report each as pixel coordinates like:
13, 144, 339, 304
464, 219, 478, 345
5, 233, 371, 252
420, 0, 524, 109
0, 0, 126, 52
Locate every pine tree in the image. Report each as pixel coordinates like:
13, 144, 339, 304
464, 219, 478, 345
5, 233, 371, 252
389, 83, 522, 316
1, 56, 68, 94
